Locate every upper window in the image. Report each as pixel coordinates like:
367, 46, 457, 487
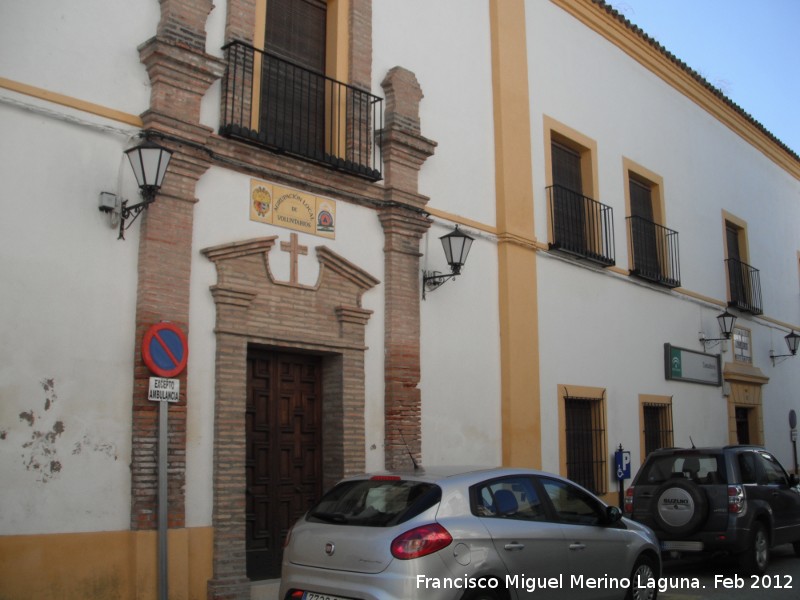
723, 214, 762, 314
623, 160, 680, 288
220, 0, 383, 180
544, 118, 614, 266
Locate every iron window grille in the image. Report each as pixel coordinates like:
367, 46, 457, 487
643, 402, 674, 457
726, 258, 763, 315
220, 40, 383, 181
547, 185, 615, 267
564, 395, 607, 495
627, 216, 681, 288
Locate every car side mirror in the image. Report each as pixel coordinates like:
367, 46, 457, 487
603, 505, 622, 525
789, 474, 799, 487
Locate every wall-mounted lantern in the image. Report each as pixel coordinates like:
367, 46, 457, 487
99, 138, 173, 239
770, 330, 799, 366
422, 225, 474, 300
698, 310, 737, 352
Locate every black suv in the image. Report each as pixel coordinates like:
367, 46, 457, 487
625, 445, 800, 574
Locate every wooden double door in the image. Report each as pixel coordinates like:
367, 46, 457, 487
246, 348, 322, 580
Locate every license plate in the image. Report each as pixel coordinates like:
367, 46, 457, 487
661, 540, 703, 552
303, 592, 349, 600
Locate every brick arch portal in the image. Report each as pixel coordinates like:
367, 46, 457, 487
202, 236, 378, 598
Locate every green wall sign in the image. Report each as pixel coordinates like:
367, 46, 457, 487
664, 344, 722, 386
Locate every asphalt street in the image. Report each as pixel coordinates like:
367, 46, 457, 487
660, 544, 799, 600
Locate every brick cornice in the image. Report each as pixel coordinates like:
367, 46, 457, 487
202, 236, 278, 263
317, 246, 381, 292
138, 36, 225, 91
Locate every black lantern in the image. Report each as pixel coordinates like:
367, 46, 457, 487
699, 310, 737, 352
439, 226, 474, 275
125, 139, 172, 204
100, 138, 173, 240
771, 330, 800, 365
716, 310, 737, 339
422, 225, 474, 299
786, 331, 800, 355
118, 139, 172, 239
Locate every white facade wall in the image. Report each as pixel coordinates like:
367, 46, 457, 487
1, 0, 797, 543
0, 99, 143, 534
0, 0, 156, 115
373, 0, 502, 466
528, 1, 800, 476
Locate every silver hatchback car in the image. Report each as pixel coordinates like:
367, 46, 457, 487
279, 467, 661, 600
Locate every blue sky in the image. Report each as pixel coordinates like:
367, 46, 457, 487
606, 0, 800, 156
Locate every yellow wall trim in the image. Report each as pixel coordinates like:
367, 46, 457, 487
0, 77, 143, 127
549, 0, 800, 181
425, 206, 497, 236
490, 0, 541, 468
0, 527, 213, 600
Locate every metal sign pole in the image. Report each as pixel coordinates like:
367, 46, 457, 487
142, 321, 187, 600
158, 399, 168, 600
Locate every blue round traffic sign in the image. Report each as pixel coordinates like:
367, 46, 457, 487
142, 322, 188, 378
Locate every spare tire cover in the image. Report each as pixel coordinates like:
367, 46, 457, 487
651, 478, 708, 536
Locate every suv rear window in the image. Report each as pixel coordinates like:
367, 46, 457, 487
638, 453, 727, 485
306, 479, 441, 527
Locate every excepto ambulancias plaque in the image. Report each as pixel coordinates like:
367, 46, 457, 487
249, 179, 336, 239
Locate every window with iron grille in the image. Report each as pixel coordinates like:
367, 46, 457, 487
643, 402, 673, 456
219, 0, 383, 180
626, 173, 680, 288
725, 220, 762, 315
564, 396, 606, 495
548, 140, 614, 267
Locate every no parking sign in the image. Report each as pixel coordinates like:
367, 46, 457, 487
142, 322, 188, 378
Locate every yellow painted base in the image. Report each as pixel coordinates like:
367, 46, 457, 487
0, 527, 213, 600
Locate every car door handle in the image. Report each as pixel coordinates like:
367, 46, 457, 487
569, 543, 586, 551
504, 543, 525, 551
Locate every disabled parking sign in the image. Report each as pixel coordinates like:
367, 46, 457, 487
615, 449, 631, 480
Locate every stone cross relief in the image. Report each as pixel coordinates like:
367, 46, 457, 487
280, 232, 308, 285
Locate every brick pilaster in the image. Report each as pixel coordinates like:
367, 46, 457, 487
379, 67, 436, 470
130, 0, 224, 537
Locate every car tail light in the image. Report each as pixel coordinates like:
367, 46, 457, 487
728, 485, 745, 514
391, 523, 452, 559
624, 487, 634, 514
371, 475, 401, 481
288, 591, 304, 600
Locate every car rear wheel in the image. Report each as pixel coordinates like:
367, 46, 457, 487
651, 478, 708, 536
737, 521, 769, 575
626, 555, 659, 600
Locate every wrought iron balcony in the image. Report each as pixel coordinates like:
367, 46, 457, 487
626, 216, 681, 288
726, 258, 763, 315
220, 41, 383, 181
547, 185, 615, 266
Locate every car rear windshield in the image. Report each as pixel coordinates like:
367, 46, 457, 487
638, 453, 727, 485
306, 479, 441, 527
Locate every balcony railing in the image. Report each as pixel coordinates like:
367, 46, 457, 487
547, 185, 615, 267
220, 41, 383, 181
726, 258, 763, 315
626, 216, 681, 288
